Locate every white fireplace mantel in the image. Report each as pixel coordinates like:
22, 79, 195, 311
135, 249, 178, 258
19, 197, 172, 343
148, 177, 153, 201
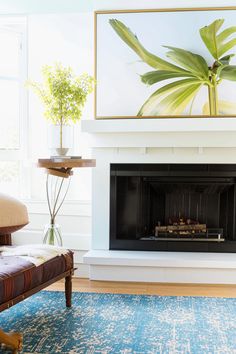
82, 118, 236, 284
82, 117, 236, 133
81, 118, 236, 148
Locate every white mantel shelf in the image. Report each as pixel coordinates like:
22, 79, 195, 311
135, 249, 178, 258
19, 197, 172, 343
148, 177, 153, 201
81, 118, 236, 148
82, 118, 236, 133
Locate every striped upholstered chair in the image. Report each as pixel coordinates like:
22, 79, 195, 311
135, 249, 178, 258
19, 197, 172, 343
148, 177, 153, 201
0, 194, 28, 352
0, 193, 29, 246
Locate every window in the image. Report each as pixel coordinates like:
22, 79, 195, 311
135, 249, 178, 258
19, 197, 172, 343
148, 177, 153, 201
0, 17, 27, 197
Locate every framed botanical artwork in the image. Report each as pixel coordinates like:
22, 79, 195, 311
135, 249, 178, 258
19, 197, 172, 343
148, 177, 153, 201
94, 7, 236, 119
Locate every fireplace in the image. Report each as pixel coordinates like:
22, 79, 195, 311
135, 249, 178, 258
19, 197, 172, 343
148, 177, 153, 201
110, 163, 236, 252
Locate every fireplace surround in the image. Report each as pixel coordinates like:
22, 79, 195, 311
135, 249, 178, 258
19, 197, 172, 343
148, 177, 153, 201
82, 118, 236, 283
110, 163, 236, 253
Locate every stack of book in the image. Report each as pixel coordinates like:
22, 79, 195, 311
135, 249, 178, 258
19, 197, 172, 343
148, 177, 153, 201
50, 155, 81, 162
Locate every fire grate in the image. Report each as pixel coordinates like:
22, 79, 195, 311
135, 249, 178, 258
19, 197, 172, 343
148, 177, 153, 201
140, 228, 224, 242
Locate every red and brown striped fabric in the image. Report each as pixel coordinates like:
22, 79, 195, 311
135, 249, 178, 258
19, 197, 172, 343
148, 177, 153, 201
0, 251, 73, 305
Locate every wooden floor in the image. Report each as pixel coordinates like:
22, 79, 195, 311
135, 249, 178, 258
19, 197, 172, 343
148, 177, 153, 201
46, 278, 236, 298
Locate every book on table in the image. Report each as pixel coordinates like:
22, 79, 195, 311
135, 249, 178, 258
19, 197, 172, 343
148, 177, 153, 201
50, 156, 82, 162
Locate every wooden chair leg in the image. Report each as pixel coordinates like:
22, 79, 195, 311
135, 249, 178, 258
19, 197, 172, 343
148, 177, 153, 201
0, 234, 12, 246
0, 328, 22, 352
65, 274, 72, 307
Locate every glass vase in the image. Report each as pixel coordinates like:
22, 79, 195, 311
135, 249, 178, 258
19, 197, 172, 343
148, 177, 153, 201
48, 124, 73, 156
43, 223, 62, 246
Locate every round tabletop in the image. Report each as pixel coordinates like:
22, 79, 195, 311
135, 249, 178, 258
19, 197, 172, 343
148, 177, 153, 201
38, 158, 96, 169
37, 158, 96, 178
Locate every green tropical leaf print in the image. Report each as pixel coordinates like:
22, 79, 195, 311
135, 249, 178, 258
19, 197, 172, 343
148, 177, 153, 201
200, 20, 236, 60
164, 46, 209, 79
202, 100, 236, 115
218, 54, 235, 65
140, 70, 196, 85
138, 78, 202, 116
109, 19, 192, 73
109, 18, 236, 117
219, 65, 236, 81
158, 84, 202, 115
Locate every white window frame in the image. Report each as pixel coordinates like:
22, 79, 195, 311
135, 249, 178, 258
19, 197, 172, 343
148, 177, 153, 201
0, 16, 29, 198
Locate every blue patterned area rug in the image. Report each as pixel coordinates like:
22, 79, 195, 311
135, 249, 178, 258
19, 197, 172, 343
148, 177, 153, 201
0, 291, 236, 353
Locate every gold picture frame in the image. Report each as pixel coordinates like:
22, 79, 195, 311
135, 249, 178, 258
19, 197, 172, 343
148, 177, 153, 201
94, 7, 236, 119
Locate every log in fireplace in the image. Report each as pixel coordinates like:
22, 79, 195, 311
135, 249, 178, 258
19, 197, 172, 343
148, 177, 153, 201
110, 163, 236, 252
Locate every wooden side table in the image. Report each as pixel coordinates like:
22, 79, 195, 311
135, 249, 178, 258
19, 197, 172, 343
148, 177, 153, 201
37, 158, 96, 245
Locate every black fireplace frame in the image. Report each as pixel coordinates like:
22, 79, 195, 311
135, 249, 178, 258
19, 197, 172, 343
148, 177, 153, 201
110, 163, 236, 253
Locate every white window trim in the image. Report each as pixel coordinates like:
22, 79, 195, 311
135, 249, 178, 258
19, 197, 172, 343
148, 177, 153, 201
0, 16, 29, 198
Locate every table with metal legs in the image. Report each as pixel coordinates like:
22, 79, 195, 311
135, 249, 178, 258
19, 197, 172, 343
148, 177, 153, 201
37, 158, 96, 246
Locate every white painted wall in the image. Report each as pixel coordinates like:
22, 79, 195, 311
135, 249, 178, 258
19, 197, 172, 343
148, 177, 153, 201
0, 0, 92, 15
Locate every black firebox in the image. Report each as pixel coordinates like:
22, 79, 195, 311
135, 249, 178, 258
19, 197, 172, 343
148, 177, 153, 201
110, 163, 236, 252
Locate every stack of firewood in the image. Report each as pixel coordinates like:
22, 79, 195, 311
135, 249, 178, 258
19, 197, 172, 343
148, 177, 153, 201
155, 217, 206, 236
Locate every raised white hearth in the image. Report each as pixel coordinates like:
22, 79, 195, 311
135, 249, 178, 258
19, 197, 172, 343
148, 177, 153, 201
82, 118, 236, 284
84, 250, 236, 284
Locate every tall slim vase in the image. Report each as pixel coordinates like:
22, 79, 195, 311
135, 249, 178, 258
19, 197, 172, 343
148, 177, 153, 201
48, 125, 73, 156
43, 223, 62, 246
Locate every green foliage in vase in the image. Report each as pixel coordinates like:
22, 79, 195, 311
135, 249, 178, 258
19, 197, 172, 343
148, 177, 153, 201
27, 63, 94, 124
109, 18, 236, 116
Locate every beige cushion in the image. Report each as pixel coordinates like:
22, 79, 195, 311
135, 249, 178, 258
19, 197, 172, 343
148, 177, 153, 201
0, 193, 29, 233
